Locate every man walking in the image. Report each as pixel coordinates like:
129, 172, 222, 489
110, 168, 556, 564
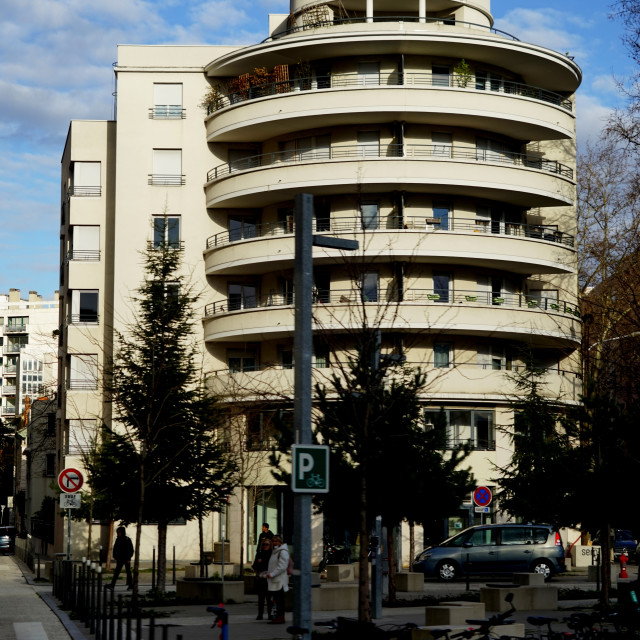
109, 526, 134, 589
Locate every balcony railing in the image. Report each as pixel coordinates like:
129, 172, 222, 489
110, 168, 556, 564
67, 250, 101, 261
146, 241, 185, 251
1, 386, 16, 396
4, 324, 28, 333
204, 288, 581, 319
67, 379, 98, 390
207, 144, 573, 182
4, 366, 16, 374
265, 15, 520, 42
148, 174, 185, 186
2, 407, 15, 416
207, 71, 572, 114
206, 215, 575, 249
69, 314, 99, 324
3, 345, 26, 354
67, 186, 101, 197
148, 105, 186, 119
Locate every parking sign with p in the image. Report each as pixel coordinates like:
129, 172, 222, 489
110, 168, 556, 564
292, 444, 329, 493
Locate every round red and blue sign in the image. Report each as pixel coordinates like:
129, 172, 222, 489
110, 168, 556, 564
473, 486, 492, 507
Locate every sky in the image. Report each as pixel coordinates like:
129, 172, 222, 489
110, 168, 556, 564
0, 0, 632, 299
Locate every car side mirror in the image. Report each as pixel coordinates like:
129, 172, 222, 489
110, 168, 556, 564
463, 542, 473, 548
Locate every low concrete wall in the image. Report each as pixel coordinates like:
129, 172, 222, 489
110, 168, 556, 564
326, 564, 355, 582
480, 586, 558, 612
175, 579, 244, 603
396, 572, 423, 592
571, 545, 600, 568
512, 573, 545, 586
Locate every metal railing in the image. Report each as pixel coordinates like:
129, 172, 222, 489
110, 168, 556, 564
67, 250, 101, 261
147, 174, 185, 186
203, 287, 580, 318
2, 407, 16, 415
146, 240, 185, 251
207, 71, 572, 114
207, 143, 573, 181
67, 379, 98, 390
68, 186, 101, 197
1, 386, 16, 396
265, 15, 520, 42
3, 344, 26, 354
148, 105, 186, 119
4, 323, 28, 333
205, 215, 574, 249
69, 314, 99, 324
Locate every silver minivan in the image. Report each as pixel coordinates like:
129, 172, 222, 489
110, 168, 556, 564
413, 523, 565, 581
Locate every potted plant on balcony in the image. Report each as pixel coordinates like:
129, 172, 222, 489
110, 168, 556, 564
453, 59, 473, 88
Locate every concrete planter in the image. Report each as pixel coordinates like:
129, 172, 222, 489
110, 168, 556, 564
176, 579, 244, 603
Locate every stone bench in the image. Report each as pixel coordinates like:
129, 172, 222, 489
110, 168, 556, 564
425, 602, 484, 626
480, 585, 558, 611
412, 623, 525, 640
396, 572, 424, 592
512, 572, 546, 586
312, 584, 358, 610
326, 564, 355, 582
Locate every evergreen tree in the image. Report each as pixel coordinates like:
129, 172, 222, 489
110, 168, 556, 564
89, 222, 237, 594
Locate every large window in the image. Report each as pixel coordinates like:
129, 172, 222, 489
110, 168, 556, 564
151, 149, 183, 185
71, 162, 101, 196
433, 203, 450, 230
71, 290, 99, 323
358, 61, 380, 86
434, 343, 452, 368
360, 272, 379, 302
357, 131, 380, 158
228, 348, 258, 373
424, 408, 495, 450
67, 419, 97, 454
153, 83, 183, 118
68, 355, 98, 390
360, 202, 379, 230
70, 226, 100, 260
433, 271, 451, 303
229, 216, 257, 242
228, 283, 257, 311
153, 216, 181, 249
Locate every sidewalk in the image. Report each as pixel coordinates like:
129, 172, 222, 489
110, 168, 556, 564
13, 556, 625, 640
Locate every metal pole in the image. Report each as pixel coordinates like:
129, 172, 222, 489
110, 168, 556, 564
67, 508, 71, 559
293, 193, 314, 639
372, 516, 382, 619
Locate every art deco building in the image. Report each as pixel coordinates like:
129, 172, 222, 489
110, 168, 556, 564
58, 0, 581, 565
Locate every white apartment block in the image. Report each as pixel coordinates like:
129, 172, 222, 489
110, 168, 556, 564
58, 0, 581, 566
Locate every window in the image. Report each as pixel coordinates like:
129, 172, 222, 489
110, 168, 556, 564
475, 71, 505, 93
280, 348, 293, 369
71, 290, 99, 323
153, 83, 183, 118
70, 226, 100, 260
477, 275, 504, 305
279, 277, 293, 305
467, 528, 497, 546
433, 272, 451, 303
360, 202, 379, 230
228, 348, 258, 373
432, 132, 452, 158
357, 131, 380, 158
476, 137, 515, 164
153, 216, 181, 249
71, 162, 101, 196
151, 149, 183, 185
45, 454, 55, 477
434, 343, 452, 368
313, 344, 330, 368
314, 271, 331, 303
229, 148, 260, 172
358, 61, 380, 86
246, 411, 281, 450
477, 344, 510, 370
360, 272, 379, 302
433, 203, 450, 230
229, 216, 257, 242
68, 355, 98, 390
432, 65, 451, 87
315, 198, 331, 231
46, 413, 56, 437
7, 316, 27, 331
501, 527, 534, 546
424, 408, 495, 450
228, 284, 257, 310
67, 419, 96, 454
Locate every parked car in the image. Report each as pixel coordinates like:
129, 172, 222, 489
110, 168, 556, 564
0, 527, 15, 554
412, 523, 565, 581
613, 530, 636, 559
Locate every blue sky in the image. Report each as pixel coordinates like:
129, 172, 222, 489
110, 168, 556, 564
0, 0, 631, 299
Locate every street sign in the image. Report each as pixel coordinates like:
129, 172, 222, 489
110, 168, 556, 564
60, 493, 81, 509
58, 468, 84, 493
475, 506, 490, 513
473, 486, 492, 507
291, 444, 329, 493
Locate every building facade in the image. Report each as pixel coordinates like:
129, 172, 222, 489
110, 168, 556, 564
58, 0, 581, 565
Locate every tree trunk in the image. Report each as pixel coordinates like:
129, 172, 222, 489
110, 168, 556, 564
358, 472, 371, 622
157, 522, 167, 593
600, 523, 612, 607
409, 523, 415, 571
239, 487, 245, 571
198, 513, 205, 577
387, 527, 397, 604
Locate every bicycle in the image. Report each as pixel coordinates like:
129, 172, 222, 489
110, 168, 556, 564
287, 625, 309, 640
314, 616, 417, 639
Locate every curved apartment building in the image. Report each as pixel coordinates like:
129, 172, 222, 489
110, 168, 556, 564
58, 0, 581, 564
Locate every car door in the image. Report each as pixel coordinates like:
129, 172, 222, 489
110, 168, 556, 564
462, 527, 499, 574
498, 526, 534, 572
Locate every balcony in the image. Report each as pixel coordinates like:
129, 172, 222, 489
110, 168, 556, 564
206, 72, 574, 143
203, 288, 581, 346
205, 144, 574, 209
3, 345, 26, 355
206, 362, 582, 403
69, 314, 99, 325
146, 241, 185, 251
4, 324, 28, 333
1, 386, 16, 396
66, 379, 98, 391
2, 406, 15, 416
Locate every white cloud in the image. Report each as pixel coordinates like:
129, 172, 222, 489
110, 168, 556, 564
575, 93, 615, 147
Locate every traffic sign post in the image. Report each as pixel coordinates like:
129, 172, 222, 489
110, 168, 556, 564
58, 468, 84, 558
473, 486, 492, 525
292, 445, 329, 493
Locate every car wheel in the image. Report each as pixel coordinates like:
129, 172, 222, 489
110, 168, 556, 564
436, 560, 460, 581
531, 559, 553, 581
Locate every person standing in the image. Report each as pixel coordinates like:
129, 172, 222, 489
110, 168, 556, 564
109, 526, 134, 589
252, 538, 273, 620
257, 522, 273, 550
266, 535, 289, 624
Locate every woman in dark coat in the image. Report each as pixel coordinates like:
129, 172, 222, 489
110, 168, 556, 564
252, 538, 273, 620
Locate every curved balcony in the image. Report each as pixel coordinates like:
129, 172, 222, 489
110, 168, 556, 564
206, 18, 580, 92
206, 362, 582, 404
202, 288, 581, 345
206, 72, 574, 143
205, 144, 574, 209
203, 216, 576, 277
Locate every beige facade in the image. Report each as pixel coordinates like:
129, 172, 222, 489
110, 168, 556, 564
58, 0, 581, 567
